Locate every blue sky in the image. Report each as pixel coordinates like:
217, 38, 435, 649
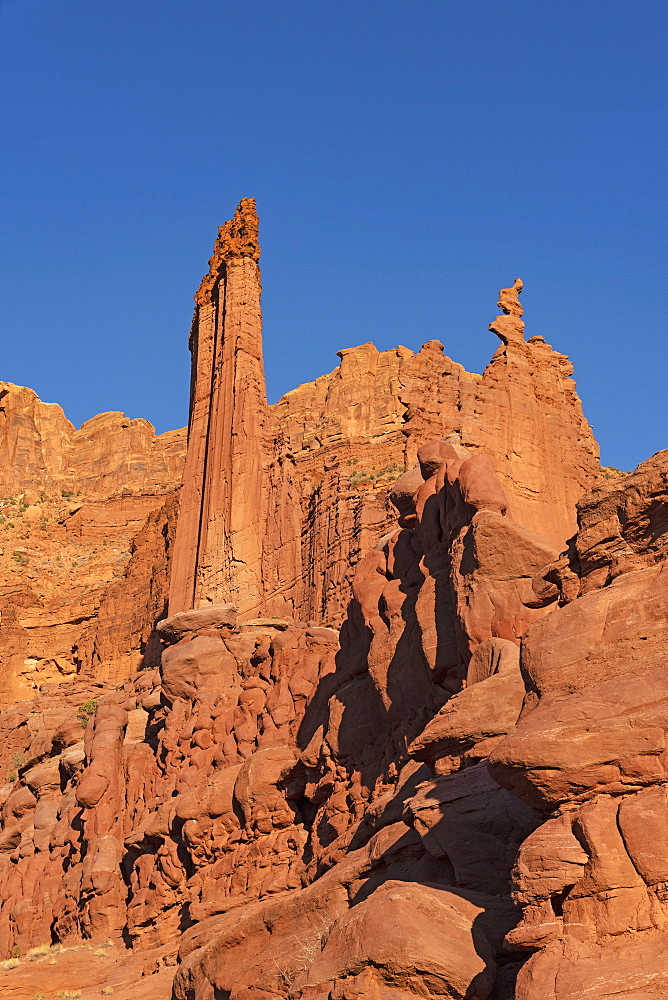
1, 0, 665, 471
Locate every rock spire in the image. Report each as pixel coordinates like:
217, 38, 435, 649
170, 210, 598, 625
168, 198, 270, 615
489, 276, 525, 344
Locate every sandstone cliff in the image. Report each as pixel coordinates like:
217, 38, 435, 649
0, 384, 185, 701
0, 199, 659, 1000
169, 200, 599, 629
0, 440, 663, 1000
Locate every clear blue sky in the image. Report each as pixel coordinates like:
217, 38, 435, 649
1, 0, 665, 471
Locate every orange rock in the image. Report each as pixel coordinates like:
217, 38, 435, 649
485, 448, 668, 999
0, 382, 185, 701
2, 198, 662, 1000
168, 201, 598, 639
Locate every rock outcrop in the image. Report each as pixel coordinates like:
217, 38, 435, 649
169, 201, 598, 631
0, 451, 540, 995
0, 384, 184, 497
487, 450, 668, 1000
0, 198, 660, 1000
0, 387, 185, 701
169, 198, 276, 617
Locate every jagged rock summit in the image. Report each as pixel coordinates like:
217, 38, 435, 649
169, 198, 598, 625
0, 199, 663, 1000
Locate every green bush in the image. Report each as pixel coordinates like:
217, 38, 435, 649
77, 700, 98, 729
599, 465, 630, 479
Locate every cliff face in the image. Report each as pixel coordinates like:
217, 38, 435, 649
275, 301, 597, 555
1, 445, 663, 1000
169, 199, 273, 617
0, 384, 184, 497
0, 199, 662, 1000
169, 201, 599, 629
0, 384, 185, 701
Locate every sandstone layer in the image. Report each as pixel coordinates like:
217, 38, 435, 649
1, 438, 661, 1000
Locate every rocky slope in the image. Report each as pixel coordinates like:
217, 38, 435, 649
0, 200, 663, 1000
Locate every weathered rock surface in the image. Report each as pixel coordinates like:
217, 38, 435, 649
156, 603, 238, 644
487, 449, 668, 999
0, 380, 186, 700
0, 383, 185, 497
0, 199, 662, 1000
0, 421, 562, 999
169, 200, 599, 631
2, 202, 598, 700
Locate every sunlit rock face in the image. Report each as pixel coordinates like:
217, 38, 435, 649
4, 200, 662, 1000
0, 380, 185, 701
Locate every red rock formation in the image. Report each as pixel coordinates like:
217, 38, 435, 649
483, 450, 668, 999
169, 198, 277, 616
0, 429, 564, 997
0, 385, 185, 702
0, 382, 184, 497
2, 198, 658, 1000
169, 203, 599, 638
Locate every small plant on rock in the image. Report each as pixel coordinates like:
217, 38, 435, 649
8, 752, 25, 782
599, 465, 630, 479
26, 943, 51, 960
77, 700, 98, 729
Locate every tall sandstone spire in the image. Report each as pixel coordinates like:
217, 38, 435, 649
168, 200, 599, 627
169, 198, 270, 614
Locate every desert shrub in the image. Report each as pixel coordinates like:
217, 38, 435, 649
599, 465, 630, 478
8, 752, 25, 781
27, 943, 51, 960
349, 470, 372, 485
77, 700, 98, 729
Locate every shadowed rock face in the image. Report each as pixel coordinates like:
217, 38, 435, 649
487, 449, 668, 1000
0, 436, 548, 998
0, 200, 661, 1000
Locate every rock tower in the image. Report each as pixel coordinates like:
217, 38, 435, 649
169, 198, 271, 615
169, 200, 600, 625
